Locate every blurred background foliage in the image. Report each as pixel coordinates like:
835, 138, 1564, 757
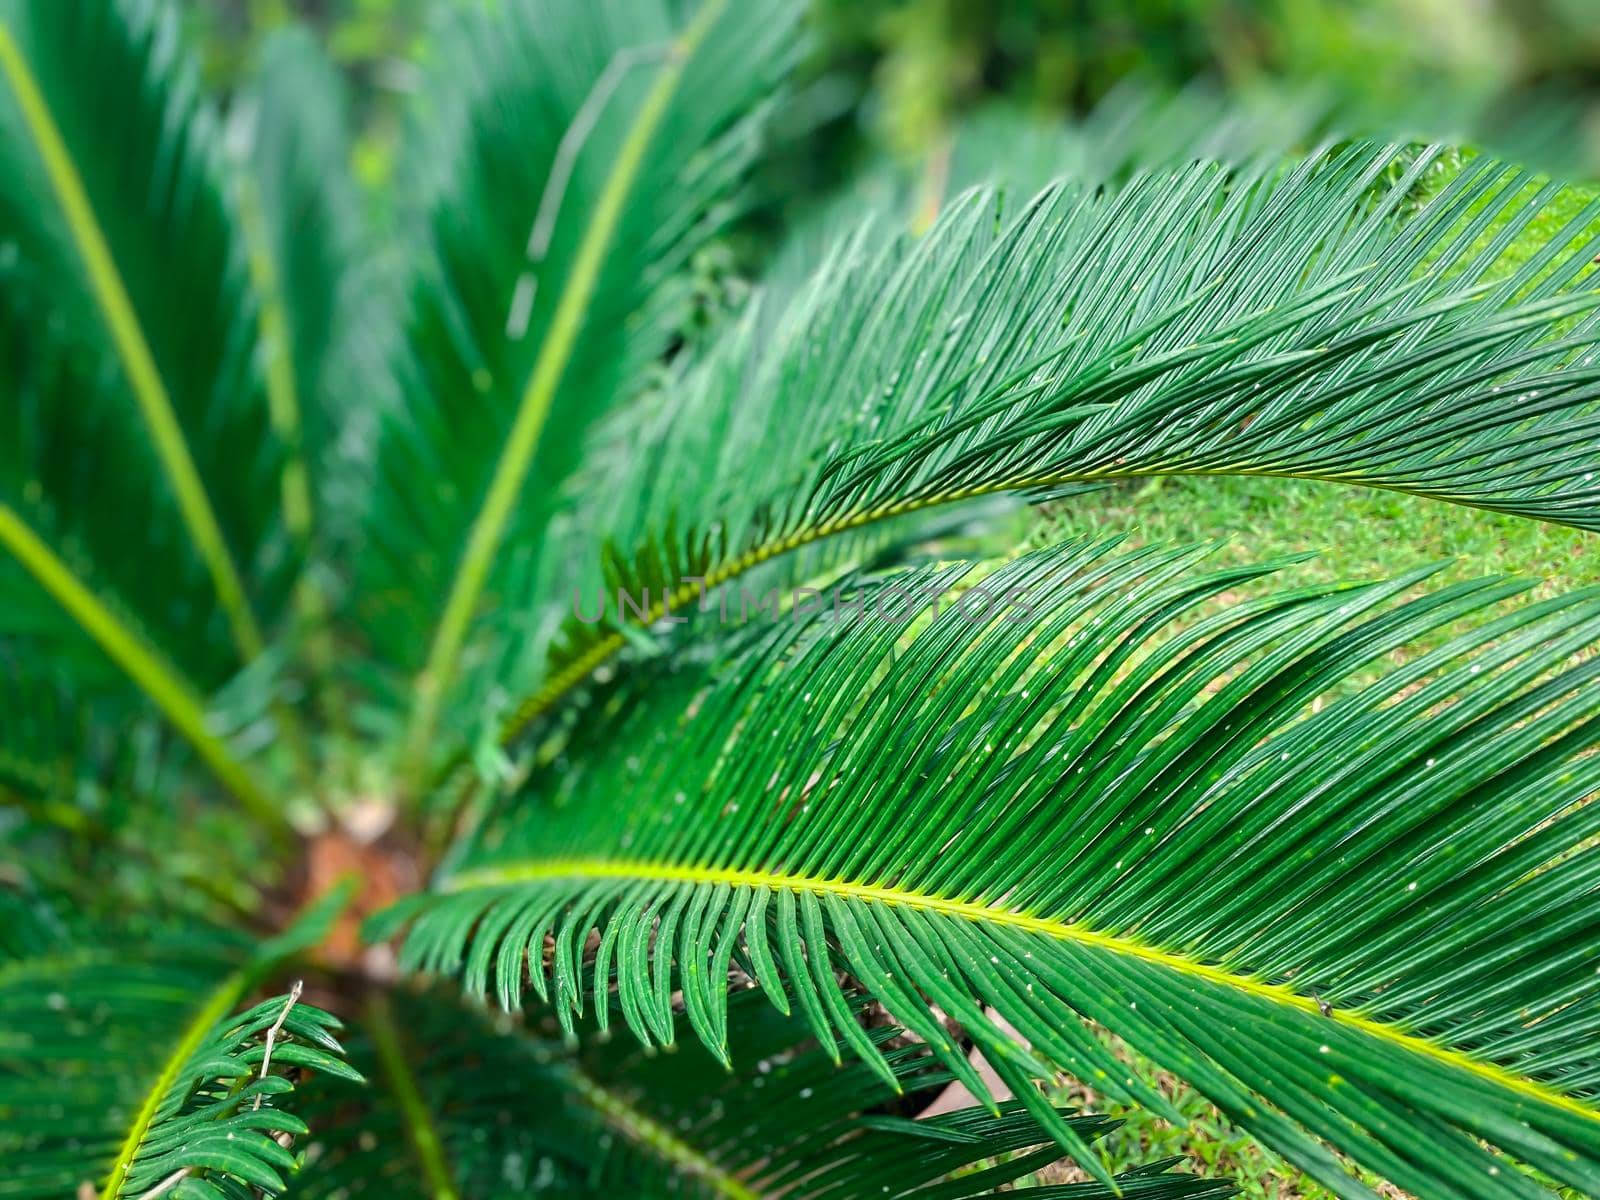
815, 0, 1600, 160
188, 0, 1600, 200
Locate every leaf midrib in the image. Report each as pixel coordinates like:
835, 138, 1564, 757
366, 992, 462, 1200
403, 0, 728, 783
0, 505, 282, 833
442, 855, 1600, 1127
0, 19, 264, 663
558, 1063, 760, 1199
98, 968, 251, 1200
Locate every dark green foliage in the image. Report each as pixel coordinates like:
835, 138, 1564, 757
356, 0, 802, 736
107, 993, 356, 1200
235, 24, 367, 547
0, 896, 358, 1199
292, 987, 1235, 1199
0, 0, 289, 684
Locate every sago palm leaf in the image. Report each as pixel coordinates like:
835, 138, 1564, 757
289, 985, 1230, 1199
229, 23, 372, 745
387, 539, 1600, 1197
0, 0, 292, 670
102, 990, 352, 1200
0, 888, 356, 1199
353, 0, 800, 775
489, 143, 1600, 753
0, 290, 285, 829
0, 0, 302, 821
0, 680, 280, 928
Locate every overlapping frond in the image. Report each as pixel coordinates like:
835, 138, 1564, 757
0, 0, 291, 684
491, 143, 1600, 750
0, 889, 354, 1200
0, 0, 305, 819
353, 0, 800, 767
291, 985, 1231, 1199
389, 539, 1600, 1197
3, 4, 1598, 1198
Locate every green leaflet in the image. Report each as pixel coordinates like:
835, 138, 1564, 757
98, 989, 356, 1200
392, 539, 1600, 1197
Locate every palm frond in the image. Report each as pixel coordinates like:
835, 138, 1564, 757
389, 539, 1600, 1197
290, 985, 1231, 1199
0, 0, 292, 675
103, 989, 353, 1200
351, 0, 800, 772
490, 143, 1600, 749
937, 86, 1324, 214
0, 0, 304, 813
230, 23, 372, 748
0, 489, 281, 826
0, 887, 355, 1199
0, 669, 281, 928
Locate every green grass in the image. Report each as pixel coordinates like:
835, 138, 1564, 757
1040, 1028, 1404, 1198
1058, 473, 1600, 599
1035, 1017, 1581, 1198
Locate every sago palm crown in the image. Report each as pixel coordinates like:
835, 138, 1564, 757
1, 0, 1598, 1197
